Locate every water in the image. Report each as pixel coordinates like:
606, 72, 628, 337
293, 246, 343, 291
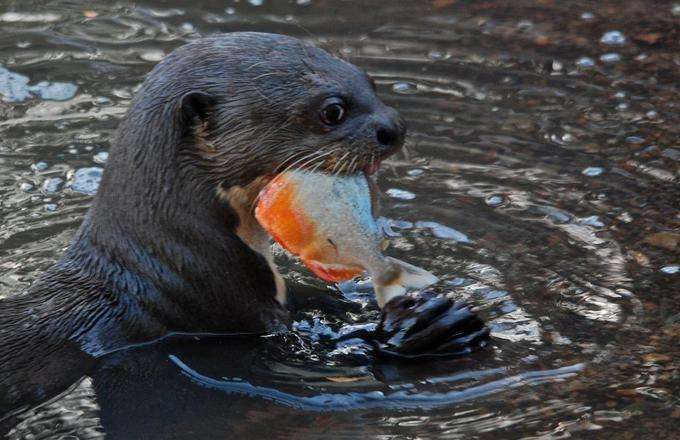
0, 0, 678, 438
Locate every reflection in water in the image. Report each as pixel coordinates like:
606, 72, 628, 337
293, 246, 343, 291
1, 0, 678, 438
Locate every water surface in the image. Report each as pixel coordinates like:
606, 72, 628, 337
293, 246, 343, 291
1, 0, 678, 438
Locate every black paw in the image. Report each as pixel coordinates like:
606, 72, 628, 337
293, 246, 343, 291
371, 292, 491, 359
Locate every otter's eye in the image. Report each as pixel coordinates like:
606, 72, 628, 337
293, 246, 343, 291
320, 98, 347, 126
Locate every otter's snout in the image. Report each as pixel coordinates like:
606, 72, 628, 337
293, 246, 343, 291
374, 107, 406, 156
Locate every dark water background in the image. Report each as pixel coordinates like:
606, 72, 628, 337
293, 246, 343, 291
0, 0, 678, 438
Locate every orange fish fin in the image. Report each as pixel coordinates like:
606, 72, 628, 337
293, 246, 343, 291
303, 259, 364, 283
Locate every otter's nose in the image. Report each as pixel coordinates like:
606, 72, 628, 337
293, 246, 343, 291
375, 108, 406, 153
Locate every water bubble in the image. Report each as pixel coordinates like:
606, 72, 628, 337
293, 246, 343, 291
616, 102, 629, 111
69, 167, 103, 195
447, 277, 471, 287
0, 12, 61, 22
386, 188, 416, 200
378, 217, 413, 237
546, 210, 572, 224
94, 96, 111, 106
427, 50, 448, 60
28, 81, 77, 101
522, 354, 540, 364
517, 20, 533, 30
578, 215, 605, 228
1, 66, 78, 101
625, 136, 645, 144
148, 8, 184, 17
485, 195, 504, 206
225, 7, 236, 14
500, 301, 518, 314
68, 148, 78, 154
31, 161, 48, 172
661, 148, 680, 161
377, 217, 405, 237
296, 0, 312, 4
617, 212, 633, 223
112, 88, 132, 99
93, 151, 109, 164
581, 12, 594, 20
672, 4, 680, 15
19, 182, 33, 192
180, 22, 195, 33
337, 279, 374, 295
407, 168, 424, 177
639, 145, 658, 155
415, 221, 472, 243
139, 50, 165, 62
45, 203, 58, 212
645, 110, 658, 119
391, 220, 413, 229
392, 82, 418, 94
0, 66, 31, 101
660, 265, 678, 274
42, 177, 64, 193
576, 57, 595, 68
582, 167, 604, 176
615, 288, 633, 298
248, 0, 264, 5
600, 31, 626, 45
484, 290, 508, 300
600, 53, 621, 64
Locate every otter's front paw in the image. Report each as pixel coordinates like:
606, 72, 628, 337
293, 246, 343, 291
372, 292, 490, 359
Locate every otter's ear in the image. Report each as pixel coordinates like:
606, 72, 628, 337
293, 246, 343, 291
178, 91, 215, 124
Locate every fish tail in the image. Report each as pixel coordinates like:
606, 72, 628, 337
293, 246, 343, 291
373, 257, 439, 308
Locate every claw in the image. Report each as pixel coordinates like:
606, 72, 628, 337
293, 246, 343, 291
371, 293, 491, 359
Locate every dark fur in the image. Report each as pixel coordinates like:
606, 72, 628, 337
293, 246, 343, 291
0, 33, 405, 415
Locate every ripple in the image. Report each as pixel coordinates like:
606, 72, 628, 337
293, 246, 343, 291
0, 1, 676, 437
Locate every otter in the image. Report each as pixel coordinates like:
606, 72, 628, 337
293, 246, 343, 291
0, 33, 488, 417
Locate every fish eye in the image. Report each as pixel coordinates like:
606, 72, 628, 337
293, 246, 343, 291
319, 97, 347, 126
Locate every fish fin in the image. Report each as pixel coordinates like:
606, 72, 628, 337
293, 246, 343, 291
374, 257, 439, 308
303, 259, 364, 283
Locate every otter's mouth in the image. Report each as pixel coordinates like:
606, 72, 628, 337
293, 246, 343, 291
275, 151, 386, 179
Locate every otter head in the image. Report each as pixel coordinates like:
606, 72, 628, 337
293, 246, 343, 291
172, 32, 405, 186
88, 33, 405, 323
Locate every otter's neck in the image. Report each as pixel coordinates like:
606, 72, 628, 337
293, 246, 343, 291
82, 118, 285, 336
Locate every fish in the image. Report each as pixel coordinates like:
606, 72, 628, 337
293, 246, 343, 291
255, 170, 439, 308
